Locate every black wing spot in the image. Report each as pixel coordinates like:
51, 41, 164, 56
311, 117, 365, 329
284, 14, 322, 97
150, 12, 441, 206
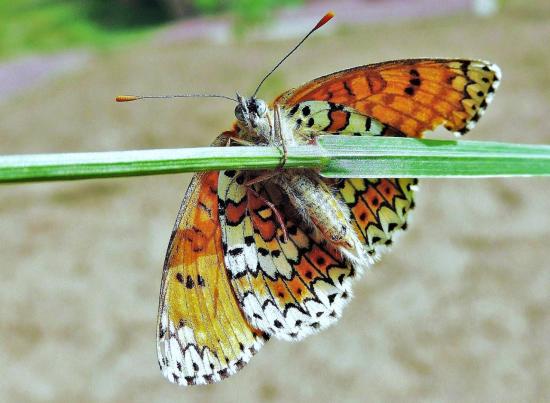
186, 275, 195, 289
229, 247, 244, 256
288, 225, 298, 235
197, 275, 206, 287
244, 235, 255, 246
404, 87, 415, 96
365, 117, 372, 131
289, 104, 300, 116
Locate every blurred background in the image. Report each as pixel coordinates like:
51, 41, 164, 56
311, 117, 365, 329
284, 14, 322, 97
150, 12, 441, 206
1, 0, 549, 402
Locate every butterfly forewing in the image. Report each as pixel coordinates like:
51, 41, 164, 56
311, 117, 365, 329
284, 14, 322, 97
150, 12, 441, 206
157, 168, 266, 386
275, 58, 501, 137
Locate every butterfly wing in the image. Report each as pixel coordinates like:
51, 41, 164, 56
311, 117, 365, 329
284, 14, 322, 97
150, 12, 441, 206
157, 169, 266, 386
336, 177, 417, 258
218, 170, 356, 341
275, 58, 501, 137
275, 59, 500, 258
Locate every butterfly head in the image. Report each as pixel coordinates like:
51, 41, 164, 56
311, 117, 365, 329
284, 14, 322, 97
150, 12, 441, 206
234, 93, 271, 140
235, 94, 267, 125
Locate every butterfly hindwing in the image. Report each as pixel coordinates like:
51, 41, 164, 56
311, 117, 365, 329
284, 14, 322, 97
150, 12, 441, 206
278, 99, 418, 262
275, 58, 501, 137
218, 169, 356, 341
283, 100, 403, 141
336, 178, 417, 260
157, 169, 266, 386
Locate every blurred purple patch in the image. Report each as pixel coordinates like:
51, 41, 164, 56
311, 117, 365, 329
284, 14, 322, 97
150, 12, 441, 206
0, 51, 90, 102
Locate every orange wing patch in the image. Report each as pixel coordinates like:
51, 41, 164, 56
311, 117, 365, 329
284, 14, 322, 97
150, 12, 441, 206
157, 171, 266, 386
275, 59, 501, 137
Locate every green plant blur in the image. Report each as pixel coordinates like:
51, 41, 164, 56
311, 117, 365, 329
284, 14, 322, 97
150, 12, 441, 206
0, 0, 303, 60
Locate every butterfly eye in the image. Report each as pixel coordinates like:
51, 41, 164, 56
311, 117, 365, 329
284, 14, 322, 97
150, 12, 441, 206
255, 99, 267, 117
235, 105, 246, 121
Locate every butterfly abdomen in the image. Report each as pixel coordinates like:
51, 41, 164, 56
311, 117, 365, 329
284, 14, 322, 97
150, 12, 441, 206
275, 171, 368, 268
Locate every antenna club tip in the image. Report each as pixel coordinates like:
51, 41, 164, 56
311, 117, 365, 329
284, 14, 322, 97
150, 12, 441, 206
314, 11, 335, 30
115, 95, 139, 102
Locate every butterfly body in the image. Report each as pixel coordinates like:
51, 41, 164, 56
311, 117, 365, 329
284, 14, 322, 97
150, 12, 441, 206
157, 58, 501, 386
273, 170, 367, 264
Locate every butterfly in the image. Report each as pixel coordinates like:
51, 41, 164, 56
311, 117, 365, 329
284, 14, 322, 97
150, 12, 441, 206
122, 12, 501, 386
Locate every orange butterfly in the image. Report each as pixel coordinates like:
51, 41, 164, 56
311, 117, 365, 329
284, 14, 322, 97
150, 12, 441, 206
119, 12, 501, 386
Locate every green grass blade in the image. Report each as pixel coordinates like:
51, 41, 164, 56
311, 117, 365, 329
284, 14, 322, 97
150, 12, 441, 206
1, 136, 550, 184
0, 146, 325, 183
318, 136, 550, 178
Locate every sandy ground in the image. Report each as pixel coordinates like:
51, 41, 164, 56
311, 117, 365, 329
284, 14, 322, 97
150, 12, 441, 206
0, 2, 549, 402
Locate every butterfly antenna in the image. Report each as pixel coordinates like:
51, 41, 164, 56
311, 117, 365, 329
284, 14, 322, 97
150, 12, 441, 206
115, 94, 238, 103
252, 11, 335, 98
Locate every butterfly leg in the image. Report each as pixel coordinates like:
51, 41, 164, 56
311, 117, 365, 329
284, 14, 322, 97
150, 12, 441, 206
224, 136, 255, 147
246, 186, 289, 243
244, 170, 282, 187
273, 105, 288, 169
